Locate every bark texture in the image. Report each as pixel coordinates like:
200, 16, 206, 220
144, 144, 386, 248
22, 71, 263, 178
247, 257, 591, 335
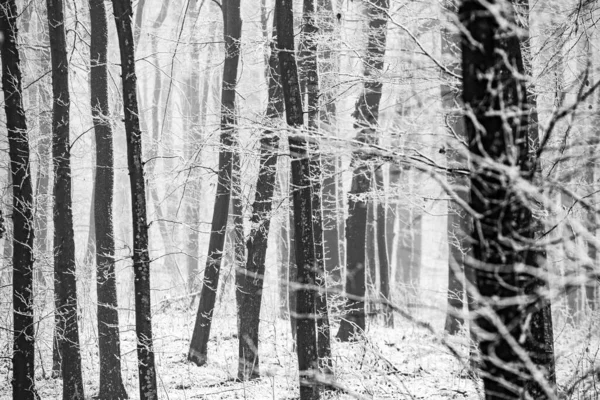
47, 0, 85, 397
460, 1, 555, 398
1, 2, 37, 398
90, 0, 128, 397
276, 0, 320, 397
111, 1, 158, 398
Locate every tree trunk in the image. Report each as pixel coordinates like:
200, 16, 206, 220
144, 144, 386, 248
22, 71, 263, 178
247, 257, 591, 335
337, 0, 389, 342
111, 1, 158, 398
1, 2, 37, 398
460, 1, 555, 398
46, 0, 85, 397
34, 33, 52, 288
300, 0, 332, 375
90, 0, 128, 397
276, 0, 320, 398
440, 0, 470, 336
185, 3, 213, 295
317, 0, 342, 291
374, 167, 392, 325
188, 0, 242, 367
237, 12, 283, 381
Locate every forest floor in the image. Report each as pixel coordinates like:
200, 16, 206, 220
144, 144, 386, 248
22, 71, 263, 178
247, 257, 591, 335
3, 286, 600, 400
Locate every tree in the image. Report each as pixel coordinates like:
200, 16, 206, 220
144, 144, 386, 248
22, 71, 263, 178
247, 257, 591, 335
236, 9, 283, 381
337, 0, 390, 341
299, 0, 333, 371
46, 0, 85, 396
440, 0, 471, 336
111, 0, 158, 398
460, 0, 555, 397
1, 1, 36, 398
188, 0, 242, 367
276, 0, 320, 397
185, 0, 214, 294
90, 0, 128, 397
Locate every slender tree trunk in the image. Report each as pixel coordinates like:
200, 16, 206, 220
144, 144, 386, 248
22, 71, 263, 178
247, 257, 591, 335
1, 2, 37, 398
237, 13, 283, 380
317, 0, 342, 291
460, 1, 555, 398
185, 3, 213, 295
47, 0, 85, 397
337, 0, 389, 342
188, 0, 242, 366
90, 0, 128, 397
440, 0, 470, 335
374, 167, 392, 325
111, 1, 158, 399
366, 194, 377, 308
276, 0, 320, 397
34, 33, 52, 288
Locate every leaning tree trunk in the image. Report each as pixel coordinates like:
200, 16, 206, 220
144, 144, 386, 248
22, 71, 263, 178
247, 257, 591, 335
276, 0, 320, 398
188, 0, 242, 367
236, 13, 283, 381
46, 0, 85, 397
1, 2, 37, 398
111, 1, 158, 399
90, 0, 128, 397
337, 0, 390, 342
460, 1, 555, 398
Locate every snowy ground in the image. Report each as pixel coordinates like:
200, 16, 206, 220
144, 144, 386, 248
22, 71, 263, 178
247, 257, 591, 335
3, 280, 600, 400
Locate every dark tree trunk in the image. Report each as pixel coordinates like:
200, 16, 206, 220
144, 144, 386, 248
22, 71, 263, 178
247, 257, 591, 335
374, 167, 392, 325
276, 0, 320, 398
237, 13, 283, 381
90, 0, 128, 397
337, 0, 389, 342
111, 1, 158, 399
188, 0, 241, 366
46, 0, 85, 397
460, 1, 555, 398
1, 2, 37, 398
440, 0, 470, 336
336, 167, 368, 341
300, 0, 332, 375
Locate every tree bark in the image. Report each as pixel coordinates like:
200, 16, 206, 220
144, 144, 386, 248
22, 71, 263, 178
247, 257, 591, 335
460, 1, 555, 398
90, 0, 128, 397
188, 0, 242, 366
337, 0, 389, 342
374, 167, 392, 325
46, 0, 85, 397
276, 0, 320, 397
111, 1, 158, 399
237, 12, 283, 381
1, 2, 37, 398
300, 0, 332, 374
